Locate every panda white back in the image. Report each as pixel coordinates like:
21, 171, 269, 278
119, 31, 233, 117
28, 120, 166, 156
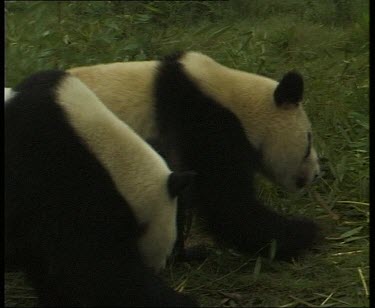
68, 61, 159, 140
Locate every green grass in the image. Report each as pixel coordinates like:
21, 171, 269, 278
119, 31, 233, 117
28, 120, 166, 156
5, 1, 369, 307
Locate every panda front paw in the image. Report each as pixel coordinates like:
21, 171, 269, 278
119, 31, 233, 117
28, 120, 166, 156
275, 217, 321, 260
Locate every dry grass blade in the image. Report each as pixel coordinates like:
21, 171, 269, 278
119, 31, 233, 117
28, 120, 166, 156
310, 189, 340, 220
357, 267, 369, 297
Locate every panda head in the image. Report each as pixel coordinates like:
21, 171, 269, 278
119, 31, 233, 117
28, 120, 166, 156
178, 52, 320, 192
255, 71, 320, 192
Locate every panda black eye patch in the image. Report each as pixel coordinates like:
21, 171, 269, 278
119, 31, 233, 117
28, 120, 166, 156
304, 132, 312, 159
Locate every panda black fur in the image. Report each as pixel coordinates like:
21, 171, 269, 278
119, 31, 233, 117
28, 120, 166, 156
67, 51, 321, 260
5, 70, 197, 307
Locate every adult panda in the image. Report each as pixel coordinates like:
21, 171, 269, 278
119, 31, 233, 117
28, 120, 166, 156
67, 51, 321, 261
5, 70, 198, 307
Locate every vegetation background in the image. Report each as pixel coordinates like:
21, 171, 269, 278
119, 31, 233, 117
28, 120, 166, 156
5, 0, 369, 307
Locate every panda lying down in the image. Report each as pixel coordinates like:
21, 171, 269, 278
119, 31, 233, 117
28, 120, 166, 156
5, 70, 198, 307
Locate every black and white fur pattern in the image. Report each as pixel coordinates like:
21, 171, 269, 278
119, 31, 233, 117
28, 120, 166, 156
5, 70, 197, 307
66, 51, 321, 260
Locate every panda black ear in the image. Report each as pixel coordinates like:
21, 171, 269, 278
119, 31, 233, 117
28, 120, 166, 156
167, 171, 197, 199
274, 71, 304, 107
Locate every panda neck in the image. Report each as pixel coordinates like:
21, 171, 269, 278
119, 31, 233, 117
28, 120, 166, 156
180, 52, 278, 149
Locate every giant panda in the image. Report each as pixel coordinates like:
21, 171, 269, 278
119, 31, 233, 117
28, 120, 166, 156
67, 51, 321, 261
5, 70, 198, 307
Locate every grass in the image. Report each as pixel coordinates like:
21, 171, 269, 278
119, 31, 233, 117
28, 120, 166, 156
5, 1, 369, 307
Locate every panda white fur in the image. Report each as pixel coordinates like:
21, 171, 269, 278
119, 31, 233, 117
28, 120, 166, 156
5, 70, 197, 307
66, 51, 321, 260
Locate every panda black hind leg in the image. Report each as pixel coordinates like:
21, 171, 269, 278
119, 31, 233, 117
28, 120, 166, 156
148, 137, 210, 263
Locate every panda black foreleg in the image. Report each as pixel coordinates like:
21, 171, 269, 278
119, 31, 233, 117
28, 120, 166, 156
173, 200, 210, 263
199, 196, 320, 260
172, 176, 211, 263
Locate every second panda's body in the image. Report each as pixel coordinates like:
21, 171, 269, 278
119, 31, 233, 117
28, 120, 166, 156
68, 51, 321, 260
5, 71, 197, 306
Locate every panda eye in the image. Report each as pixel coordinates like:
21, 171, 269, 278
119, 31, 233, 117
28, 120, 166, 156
304, 132, 312, 159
